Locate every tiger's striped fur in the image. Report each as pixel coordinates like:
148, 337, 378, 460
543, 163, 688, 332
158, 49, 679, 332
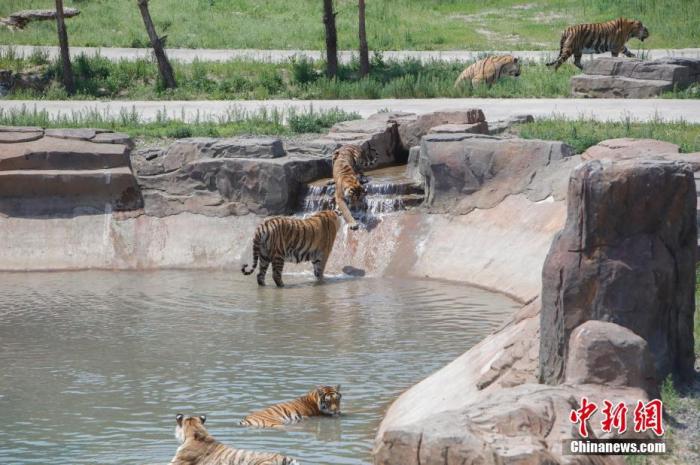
170, 414, 298, 465
241, 210, 341, 287
240, 385, 342, 428
547, 17, 649, 70
454, 55, 521, 87
332, 144, 377, 230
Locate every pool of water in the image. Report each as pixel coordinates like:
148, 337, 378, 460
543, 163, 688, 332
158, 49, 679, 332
0, 271, 519, 465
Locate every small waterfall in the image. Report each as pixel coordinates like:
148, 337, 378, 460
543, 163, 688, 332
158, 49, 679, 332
297, 165, 425, 217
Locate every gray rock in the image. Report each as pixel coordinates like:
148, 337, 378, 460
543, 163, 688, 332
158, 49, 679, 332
0, 130, 44, 143
540, 159, 697, 385
328, 117, 400, 166
488, 114, 534, 135
571, 75, 674, 98
91, 132, 134, 148
375, 382, 650, 465
427, 122, 489, 135
566, 320, 659, 398
137, 155, 330, 217
44, 128, 98, 141
418, 134, 576, 213
574, 57, 700, 97
0, 136, 130, 171
584, 57, 700, 87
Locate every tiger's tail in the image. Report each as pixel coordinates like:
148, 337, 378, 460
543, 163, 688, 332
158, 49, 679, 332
241, 229, 261, 275
546, 33, 566, 67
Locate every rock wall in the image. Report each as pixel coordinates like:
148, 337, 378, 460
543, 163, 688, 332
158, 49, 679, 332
374, 149, 697, 465
540, 158, 697, 384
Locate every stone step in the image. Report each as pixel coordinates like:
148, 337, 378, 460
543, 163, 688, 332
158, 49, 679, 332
300, 192, 425, 214
0, 136, 130, 171
0, 167, 139, 199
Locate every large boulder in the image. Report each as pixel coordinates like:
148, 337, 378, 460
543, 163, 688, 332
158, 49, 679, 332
375, 382, 649, 465
133, 141, 330, 217
418, 134, 576, 213
572, 57, 700, 98
565, 320, 659, 398
540, 159, 697, 384
325, 117, 400, 166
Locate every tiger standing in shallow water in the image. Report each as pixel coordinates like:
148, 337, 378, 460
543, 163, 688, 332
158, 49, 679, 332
331, 144, 377, 230
547, 17, 649, 70
241, 210, 341, 287
454, 55, 521, 88
170, 414, 298, 465
240, 385, 342, 427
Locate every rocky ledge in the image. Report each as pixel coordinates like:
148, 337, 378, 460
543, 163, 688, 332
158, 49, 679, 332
374, 141, 698, 465
571, 57, 700, 98
0, 126, 140, 216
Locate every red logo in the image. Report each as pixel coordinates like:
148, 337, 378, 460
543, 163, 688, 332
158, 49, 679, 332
570, 398, 664, 438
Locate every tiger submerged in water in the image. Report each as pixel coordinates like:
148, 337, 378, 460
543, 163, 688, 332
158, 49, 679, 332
547, 17, 649, 70
241, 210, 341, 287
240, 385, 342, 427
170, 414, 298, 465
331, 144, 377, 230
454, 55, 521, 88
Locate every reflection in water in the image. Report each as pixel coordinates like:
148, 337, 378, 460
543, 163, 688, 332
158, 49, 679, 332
0, 271, 518, 465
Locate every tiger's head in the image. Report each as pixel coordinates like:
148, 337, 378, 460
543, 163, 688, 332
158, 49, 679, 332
498, 56, 521, 78
312, 385, 342, 416
174, 414, 210, 444
344, 184, 366, 205
627, 19, 649, 42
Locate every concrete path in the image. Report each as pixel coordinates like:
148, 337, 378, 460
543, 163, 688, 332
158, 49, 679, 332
4, 45, 700, 63
2, 98, 699, 123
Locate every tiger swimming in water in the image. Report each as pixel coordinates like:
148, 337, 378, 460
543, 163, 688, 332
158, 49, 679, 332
454, 55, 521, 87
331, 144, 377, 231
170, 414, 298, 465
241, 210, 341, 287
546, 17, 649, 70
240, 385, 342, 428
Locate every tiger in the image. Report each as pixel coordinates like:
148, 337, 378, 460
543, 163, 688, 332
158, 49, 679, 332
331, 144, 377, 230
454, 55, 521, 88
170, 414, 298, 465
240, 385, 342, 428
241, 210, 341, 287
546, 17, 650, 71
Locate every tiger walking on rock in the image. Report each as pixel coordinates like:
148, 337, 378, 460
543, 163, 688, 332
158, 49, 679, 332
331, 144, 377, 230
546, 17, 649, 71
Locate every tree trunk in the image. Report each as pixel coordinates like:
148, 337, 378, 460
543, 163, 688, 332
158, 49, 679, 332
358, 0, 369, 77
137, 0, 177, 89
54, 0, 75, 94
322, 0, 338, 78
1, 8, 80, 31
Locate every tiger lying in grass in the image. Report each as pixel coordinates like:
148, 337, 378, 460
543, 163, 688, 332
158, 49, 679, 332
547, 17, 649, 70
454, 55, 521, 87
241, 210, 341, 287
240, 385, 342, 427
170, 414, 298, 465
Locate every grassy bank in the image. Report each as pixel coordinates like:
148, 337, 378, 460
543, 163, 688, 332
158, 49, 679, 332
0, 50, 580, 100
0, 105, 360, 139
1, 0, 698, 51
516, 118, 700, 153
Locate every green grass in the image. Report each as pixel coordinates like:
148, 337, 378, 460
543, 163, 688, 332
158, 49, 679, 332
516, 117, 700, 153
0, 0, 698, 50
0, 105, 360, 139
0, 51, 579, 99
